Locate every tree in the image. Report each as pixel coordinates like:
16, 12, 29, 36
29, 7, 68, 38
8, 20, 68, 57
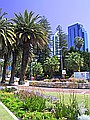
9, 47, 21, 85
56, 25, 68, 72
39, 16, 52, 34
65, 52, 84, 72
9, 22, 23, 85
44, 55, 60, 78
56, 25, 68, 49
0, 9, 15, 83
69, 46, 76, 53
80, 51, 90, 71
74, 37, 84, 51
13, 10, 48, 84
32, 62, 43, 78
36, 16, 52, 63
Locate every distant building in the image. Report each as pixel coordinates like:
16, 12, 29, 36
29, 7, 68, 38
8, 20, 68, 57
68, 23, 88, 52
49, 31, 60, 58
50, 30, 68, 58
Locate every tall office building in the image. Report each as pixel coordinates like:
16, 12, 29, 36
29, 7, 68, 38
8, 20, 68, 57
68, 23, 88, 51
50, 30, 68, 58
49, 31, 60, 57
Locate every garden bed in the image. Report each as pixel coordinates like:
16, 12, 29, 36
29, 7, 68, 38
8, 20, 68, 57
29, 81, 90, 89
0, 87, 90, 120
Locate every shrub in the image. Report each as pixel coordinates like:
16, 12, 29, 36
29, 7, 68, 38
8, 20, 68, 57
0, 90, 47, 118
22, 111, 57, 120
54, 93, 79, 120
15, 90, 46, 112
1, 86, 18, 92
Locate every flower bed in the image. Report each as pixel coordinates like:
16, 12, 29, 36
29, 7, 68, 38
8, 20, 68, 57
29, 81, 90, 89
0, 87, 90, 120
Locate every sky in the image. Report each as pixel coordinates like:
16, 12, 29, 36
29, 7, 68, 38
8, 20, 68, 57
0, 0, 90, 51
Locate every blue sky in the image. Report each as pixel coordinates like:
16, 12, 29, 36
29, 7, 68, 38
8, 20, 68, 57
1, 0, 90, 51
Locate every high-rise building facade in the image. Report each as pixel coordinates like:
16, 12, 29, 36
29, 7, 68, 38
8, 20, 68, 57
68, 23, 88, 51
49, 31, 60, 58
50, 30, 68, 58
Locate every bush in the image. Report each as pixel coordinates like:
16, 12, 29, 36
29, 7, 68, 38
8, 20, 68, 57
15, 90, 46, 112
22, 111, 57, 120
54, 93, 79, 120
1, 86, 18, 92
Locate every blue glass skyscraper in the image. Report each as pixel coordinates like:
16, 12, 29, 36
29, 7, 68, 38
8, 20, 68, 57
68, 23, 88, 51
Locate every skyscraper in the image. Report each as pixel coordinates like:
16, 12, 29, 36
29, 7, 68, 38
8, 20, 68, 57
50, 29, 68, 58
49, 31, 60, 58
68, 23, 88, 51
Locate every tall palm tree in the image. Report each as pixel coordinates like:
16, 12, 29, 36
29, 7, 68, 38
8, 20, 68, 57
74, 36, 84, 51
12, 10, 48, 84
9, 46, 21, 85
0, 9, 16, 83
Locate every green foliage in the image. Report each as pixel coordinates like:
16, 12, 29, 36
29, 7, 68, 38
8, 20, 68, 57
54, 93, 79, 120
0, 90, 90, 120
0, 90, 46, 119
0, 60, 4, 66
0, 8, 16, 84
80, 51, 90, 71
1, 87, 17, 92
74, 37, 84, 51
15, 90, 46, 112
44, 55, 60, 77
65, 52, 84, 72
12, 9, 48, 84
22, 111, 56, 120
32, 62, 43, 77
56, 25, 67, 49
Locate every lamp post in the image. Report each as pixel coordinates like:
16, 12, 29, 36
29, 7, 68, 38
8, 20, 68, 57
60, 46, 68, 78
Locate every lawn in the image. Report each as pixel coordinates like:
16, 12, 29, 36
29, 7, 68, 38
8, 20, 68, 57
0, 102, 15, 120
44, 92, 90, 110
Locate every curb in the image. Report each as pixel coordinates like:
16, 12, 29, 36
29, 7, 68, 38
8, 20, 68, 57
0, 102, 19, 120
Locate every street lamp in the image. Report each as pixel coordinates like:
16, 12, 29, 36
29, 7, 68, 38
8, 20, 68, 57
59, 46, 68, 77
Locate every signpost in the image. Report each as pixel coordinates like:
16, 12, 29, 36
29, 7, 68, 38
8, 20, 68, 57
62, 70, 66, 75
62, 70, 66, 78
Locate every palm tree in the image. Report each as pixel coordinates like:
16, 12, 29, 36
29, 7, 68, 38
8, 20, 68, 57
0, 9, 15, 83
9, 21, 23, 85
9, 47, 21, 85
12, 10, 48, 84
74, 36, 84, 51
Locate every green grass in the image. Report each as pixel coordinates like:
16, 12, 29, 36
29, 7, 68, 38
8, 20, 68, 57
32, 88, 90, 110
0, 103, 15, 120
44, 92, 90, 110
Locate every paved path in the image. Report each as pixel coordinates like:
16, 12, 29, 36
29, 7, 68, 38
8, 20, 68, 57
17, 86, 90, 94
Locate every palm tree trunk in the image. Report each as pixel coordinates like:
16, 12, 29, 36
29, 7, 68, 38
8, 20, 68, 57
1, 54, 8, 84
78, 66, 80, 72
9, 51, 17, 85
19, 42, 29, 85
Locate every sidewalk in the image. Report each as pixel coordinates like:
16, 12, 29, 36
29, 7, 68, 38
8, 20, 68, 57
0, 102, 18, 120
